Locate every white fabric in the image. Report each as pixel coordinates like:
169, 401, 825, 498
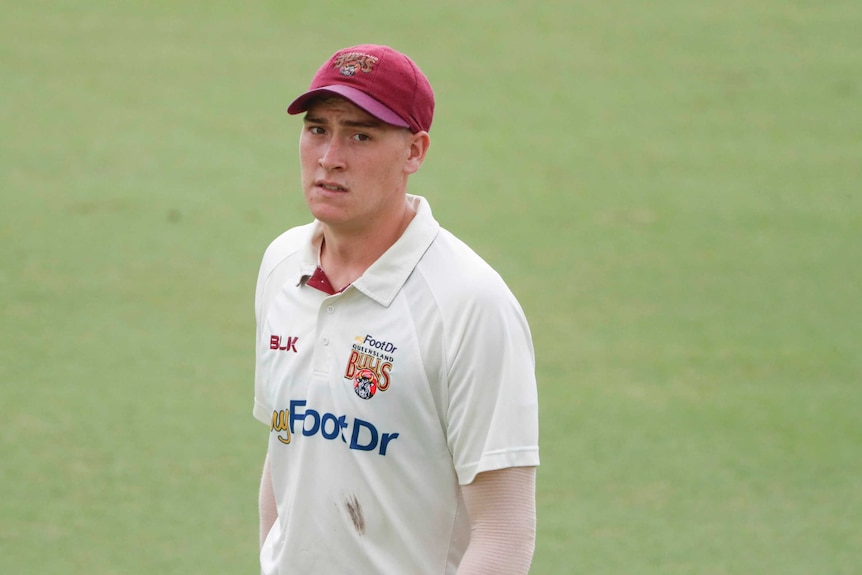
254, 195, 539, 575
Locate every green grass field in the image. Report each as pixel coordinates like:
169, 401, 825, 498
2, 1, 860, 573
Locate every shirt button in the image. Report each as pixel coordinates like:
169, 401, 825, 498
327, 305, 335, 314
321, 336, 330, 346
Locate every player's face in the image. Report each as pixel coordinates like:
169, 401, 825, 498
300, 98, 427, 233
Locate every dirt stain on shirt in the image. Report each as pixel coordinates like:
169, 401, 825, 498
344, 494, 365, 536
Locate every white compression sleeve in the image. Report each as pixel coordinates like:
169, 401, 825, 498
259, 450, 278, 548
457, 466, 537, 575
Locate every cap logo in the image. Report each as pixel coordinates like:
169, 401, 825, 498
332, 52, 379, 77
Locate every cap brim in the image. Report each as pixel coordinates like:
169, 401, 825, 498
287, 85, 410, 129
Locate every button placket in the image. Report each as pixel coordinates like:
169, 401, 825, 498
313, 299, 337, 374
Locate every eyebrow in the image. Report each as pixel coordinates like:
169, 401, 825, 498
303, 114, 384, 130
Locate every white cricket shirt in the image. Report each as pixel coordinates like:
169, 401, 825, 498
253, 195, 539, 575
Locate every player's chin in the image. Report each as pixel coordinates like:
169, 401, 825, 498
306, 198, 352, 226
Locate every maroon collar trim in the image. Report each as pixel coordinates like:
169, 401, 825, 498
305, 266, 346, 295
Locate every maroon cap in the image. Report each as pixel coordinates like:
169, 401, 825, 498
287, 44, 434, 133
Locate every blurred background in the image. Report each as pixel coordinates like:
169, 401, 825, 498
1, 0, 860, 573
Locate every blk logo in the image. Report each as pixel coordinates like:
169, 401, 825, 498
270, 335, 299, 353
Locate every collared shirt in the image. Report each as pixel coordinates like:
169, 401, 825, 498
254, 195, 539, 575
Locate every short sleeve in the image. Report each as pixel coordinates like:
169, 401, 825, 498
445, 281, 540, 485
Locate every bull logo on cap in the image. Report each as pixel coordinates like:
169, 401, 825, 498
333, 52, 379, 77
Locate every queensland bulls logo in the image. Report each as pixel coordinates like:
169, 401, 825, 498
344, 334, 396, 399
353, 369, 378, 400
332, 52, 379, 77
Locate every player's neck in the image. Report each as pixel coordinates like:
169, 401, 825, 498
319, 204, 416, 291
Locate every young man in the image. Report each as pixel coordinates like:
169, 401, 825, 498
253, 44, 540, 574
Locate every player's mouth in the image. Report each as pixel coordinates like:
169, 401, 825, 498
315, 180, 348, 193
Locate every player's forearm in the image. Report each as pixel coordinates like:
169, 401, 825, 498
259, 451, 278, 548
457, 467, 537, 575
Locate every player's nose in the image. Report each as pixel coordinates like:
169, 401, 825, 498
319, 138, 346, 171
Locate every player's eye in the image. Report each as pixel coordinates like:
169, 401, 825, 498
308, 126, 326, 135
352, 133, 371, 142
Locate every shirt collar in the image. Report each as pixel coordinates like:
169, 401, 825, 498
353, 195, 440, 306
298, 195, 440, 306
297, 224, 324, 282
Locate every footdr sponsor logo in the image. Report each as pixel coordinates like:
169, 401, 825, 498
270, 400, 400, 456
355, 334, 397, 354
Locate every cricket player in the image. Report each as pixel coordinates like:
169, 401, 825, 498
254, 44, 540, 574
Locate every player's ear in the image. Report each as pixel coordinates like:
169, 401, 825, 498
404, 131, 430, 175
